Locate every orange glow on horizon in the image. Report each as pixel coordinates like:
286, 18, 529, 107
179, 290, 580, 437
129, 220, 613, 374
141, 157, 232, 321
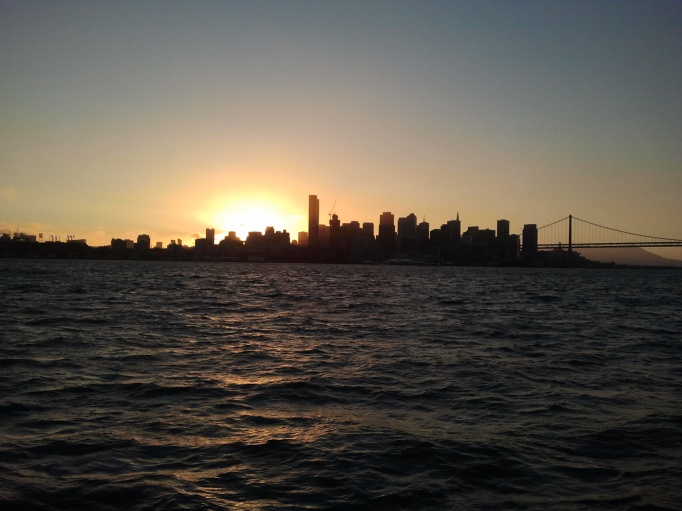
200, 193, 306, 242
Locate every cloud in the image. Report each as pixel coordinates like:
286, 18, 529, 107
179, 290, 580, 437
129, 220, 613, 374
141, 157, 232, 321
0, 186, 19, 200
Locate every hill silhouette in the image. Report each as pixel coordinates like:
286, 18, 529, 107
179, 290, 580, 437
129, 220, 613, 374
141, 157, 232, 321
578, 247, 682, 267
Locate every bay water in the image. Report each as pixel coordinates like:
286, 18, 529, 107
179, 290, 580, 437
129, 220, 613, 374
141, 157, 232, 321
1, 260, 680, 510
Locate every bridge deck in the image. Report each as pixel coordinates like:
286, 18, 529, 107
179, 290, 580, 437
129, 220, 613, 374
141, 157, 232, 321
539, 242, 682, 248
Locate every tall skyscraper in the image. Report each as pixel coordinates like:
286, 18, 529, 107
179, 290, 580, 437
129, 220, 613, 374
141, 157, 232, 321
522, 224, 538, 258
378, 212, 396, 249
497, 219, 509, 240
398, 213, 417, 241
417, 219, 429, 244
308, 195, 320, 247
206, 228, 215, 245
451, 212, 461, 241
329, 213, 341, 249
136, 234, 151, 250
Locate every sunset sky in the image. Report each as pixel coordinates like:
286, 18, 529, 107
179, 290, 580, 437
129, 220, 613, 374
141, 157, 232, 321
1, 1, 681, 256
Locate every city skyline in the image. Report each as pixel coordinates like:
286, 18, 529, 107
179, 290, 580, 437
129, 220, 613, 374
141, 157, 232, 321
2, 2, 681, 258
3, 192, 681, 257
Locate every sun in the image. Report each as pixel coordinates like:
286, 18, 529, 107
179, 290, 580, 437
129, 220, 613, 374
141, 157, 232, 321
203, 194, 305, 242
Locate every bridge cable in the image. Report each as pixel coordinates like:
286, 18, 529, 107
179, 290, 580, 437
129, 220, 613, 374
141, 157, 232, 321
571, 216, 682, 242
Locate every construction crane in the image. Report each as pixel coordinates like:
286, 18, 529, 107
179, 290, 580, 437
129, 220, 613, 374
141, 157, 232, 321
328, 200, 337, 220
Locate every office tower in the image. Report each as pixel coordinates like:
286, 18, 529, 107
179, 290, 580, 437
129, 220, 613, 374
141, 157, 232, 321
380, 211, 394, 226
461, 226, 479, 245
298, 231, 308, 246
417, 220, 429, 244
136, 234, 151, 250
441, 223, 452, 245
206, 228, 215, 245
397, 217, 406, 242
522, 224, 538, 258
308, 195, 320, 247
450, 212, 461, 241
329, 213, 341, 249
405, 213, 417, 237
318, 224, 330, 248
398, 213, 417, 245
497, 219, 509, 240
362, 222, 375, 239
378, 212, 396, 248
479, 229, 496, 244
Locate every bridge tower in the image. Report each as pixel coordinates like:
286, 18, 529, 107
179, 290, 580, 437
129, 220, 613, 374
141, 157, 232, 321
568, 214, 572, 254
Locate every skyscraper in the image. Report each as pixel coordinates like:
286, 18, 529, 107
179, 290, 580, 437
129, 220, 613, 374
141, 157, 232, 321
378, 212, 396, 249
497, 219, 509, 240
398, 213, 417, 242
329, 213, 341, 249
522, 224, 538, 259
136, 234, 151, 250
417, 219, 429, 244
308, 195, 319, 247
362, 222, 375, 239
451, 212, 461, 241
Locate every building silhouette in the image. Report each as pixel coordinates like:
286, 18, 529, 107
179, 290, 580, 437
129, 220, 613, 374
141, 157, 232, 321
450, 213, 461, 242
398, 213, 417, 248
308, 195, 320, 247
522, 224, 538, 259
362, 222, 374, 239
417, 219, 429, 246
329, 213, 341, 249
378, 212, 396, 248
136, 234, 151, 250
318, 224, 330, 248
12, 191, 568, 265
497, 219, 509, 240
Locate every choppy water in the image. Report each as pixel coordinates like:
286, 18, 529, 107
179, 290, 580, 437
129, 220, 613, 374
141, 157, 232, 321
1, 260, 681, 510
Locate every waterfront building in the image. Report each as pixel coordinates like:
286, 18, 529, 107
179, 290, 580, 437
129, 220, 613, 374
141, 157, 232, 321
461, 226, 479, 245
479, 229, 496, 244
308, 195, 320, 247
398, 213, 417, 239
497, 219, 509, 240
362, 222, 375, 239
318, 224, 330, 248
136, 234, 151, 250
378, 212, 396, 249
329, 213, 341, 249
522, 224, 538, 259
451, 213, 461, 241
417, 220, 429, 245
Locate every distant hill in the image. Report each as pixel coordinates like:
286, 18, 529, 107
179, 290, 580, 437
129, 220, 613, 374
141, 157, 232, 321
577, 247, 682, 267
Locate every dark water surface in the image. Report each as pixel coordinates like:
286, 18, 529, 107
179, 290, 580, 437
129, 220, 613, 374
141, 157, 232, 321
1, 260, 681, 510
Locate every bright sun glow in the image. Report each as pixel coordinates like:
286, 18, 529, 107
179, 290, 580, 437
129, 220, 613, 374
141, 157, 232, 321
201, 194, 305, 242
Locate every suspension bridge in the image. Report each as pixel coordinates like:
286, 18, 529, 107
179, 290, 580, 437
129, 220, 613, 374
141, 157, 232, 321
535, 215, 682, 250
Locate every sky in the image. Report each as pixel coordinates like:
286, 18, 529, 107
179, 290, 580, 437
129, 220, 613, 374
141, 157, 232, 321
1, 0, 681, 256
